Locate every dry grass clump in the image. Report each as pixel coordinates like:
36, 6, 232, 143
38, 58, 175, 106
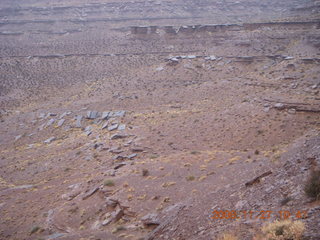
261, 220, 305, 240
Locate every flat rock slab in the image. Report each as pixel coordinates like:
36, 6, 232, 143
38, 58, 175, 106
87, 111, 99, 119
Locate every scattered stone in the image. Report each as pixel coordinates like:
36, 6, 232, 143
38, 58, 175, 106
102, 121, 109, 129
84, 126, 92, 136
38, 113, 46, 119
112, 155, 127, 160
288, 108, 296, 114
156, 66, 164, 71
75, 115, 83, 128
57, 119, 65, 127
109, 148, 123, 154
27, 144, 34, 149
46, 118, 55, 127
87, 111, 99, 119
84, 156, 92, 161
59, 111, 71, 119
85, 126, 92, 132
101, 112, 110, 120
14, 135, 22, 141
110, 134, 128, 140
205, 55, 217, 61
274, 103, 285, 110
131, 147, 144, 152
46, 113, 57, 118
127, 153, 137, 159
263, 107, 270, 113
108, 124, 119, 131
284, 56, 294, 60
118, 124, 126, 131
311, 84, 318, 89
82, 187, 99, 200
38, 123, 45, 131
114, 163, 127, 170
44, 137, 56, 144
141, 213, 160, 226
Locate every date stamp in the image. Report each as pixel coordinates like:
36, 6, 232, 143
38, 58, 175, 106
210, 210, 308, 220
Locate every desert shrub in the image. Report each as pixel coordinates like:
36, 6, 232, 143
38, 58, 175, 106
103, 179, 115, 187
304, 170, 320, 200
261, 220, 305, 240
142, 169, 149, 176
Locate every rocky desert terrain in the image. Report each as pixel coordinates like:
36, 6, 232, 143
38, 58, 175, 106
0, 0, 320, 239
